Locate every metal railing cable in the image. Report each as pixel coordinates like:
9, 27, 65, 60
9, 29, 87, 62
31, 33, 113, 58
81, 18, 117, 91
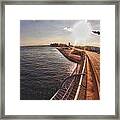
74, 56, 87, 100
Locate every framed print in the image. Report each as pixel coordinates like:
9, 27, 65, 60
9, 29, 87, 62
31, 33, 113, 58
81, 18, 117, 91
0, 0, 119, 119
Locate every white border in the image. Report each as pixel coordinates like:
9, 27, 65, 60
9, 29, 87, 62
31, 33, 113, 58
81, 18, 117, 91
5, 5, 115, 115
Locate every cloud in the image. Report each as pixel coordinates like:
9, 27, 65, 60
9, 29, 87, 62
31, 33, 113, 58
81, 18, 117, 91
63, 27, 72, 32
71, 20, 92, 43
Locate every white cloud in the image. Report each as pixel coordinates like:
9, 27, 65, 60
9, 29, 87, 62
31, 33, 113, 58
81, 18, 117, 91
63, 27, 72, 32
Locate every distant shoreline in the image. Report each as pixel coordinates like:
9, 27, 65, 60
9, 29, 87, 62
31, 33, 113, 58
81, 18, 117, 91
20, 45, 100, 54
20, 45, 50, 47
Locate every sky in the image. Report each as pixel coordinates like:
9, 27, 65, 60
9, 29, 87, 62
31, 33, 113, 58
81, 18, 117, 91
20, 20, 100, 47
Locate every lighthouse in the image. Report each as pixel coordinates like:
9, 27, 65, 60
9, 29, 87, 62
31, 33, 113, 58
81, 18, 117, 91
68, 42, 70, 47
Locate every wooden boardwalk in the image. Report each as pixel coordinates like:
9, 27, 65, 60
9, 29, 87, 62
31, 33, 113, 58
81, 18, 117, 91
85, 51, 100, 96
77, 51, 100, 100
51, 48, 100, 100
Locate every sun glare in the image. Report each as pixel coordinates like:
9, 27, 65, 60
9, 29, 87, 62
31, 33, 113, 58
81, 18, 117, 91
71, 20, 92, 46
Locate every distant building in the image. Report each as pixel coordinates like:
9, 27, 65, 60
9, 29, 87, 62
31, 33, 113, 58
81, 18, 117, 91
59, 43, 67, 47
50, 43, 59, 47
75, 45, 100, 54
84, 46, 100, 54
50, 43, 67, 47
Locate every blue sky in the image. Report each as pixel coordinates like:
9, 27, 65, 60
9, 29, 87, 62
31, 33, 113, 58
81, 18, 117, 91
20, 20, 100, 46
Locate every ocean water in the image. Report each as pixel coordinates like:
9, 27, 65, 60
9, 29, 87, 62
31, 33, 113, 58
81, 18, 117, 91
20, 46, 76, 100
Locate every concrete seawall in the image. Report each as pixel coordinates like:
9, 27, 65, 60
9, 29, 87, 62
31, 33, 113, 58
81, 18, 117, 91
56, 47, 83, 64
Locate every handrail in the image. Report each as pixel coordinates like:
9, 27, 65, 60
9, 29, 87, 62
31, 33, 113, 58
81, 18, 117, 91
50, 64, 78, 100
74, 56, 87, 100
61, 76, 76, 99
50, 48, 86, 100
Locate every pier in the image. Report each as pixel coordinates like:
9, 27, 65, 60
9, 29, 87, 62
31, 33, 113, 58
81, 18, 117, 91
51, 47, 100, 100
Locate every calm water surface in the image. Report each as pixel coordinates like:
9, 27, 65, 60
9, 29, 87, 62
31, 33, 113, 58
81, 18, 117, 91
20, 46, 76, 100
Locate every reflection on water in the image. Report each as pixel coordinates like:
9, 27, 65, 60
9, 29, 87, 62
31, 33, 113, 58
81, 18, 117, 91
20, 46, 76, 100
